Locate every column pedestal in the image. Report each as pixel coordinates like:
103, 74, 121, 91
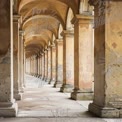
54, 81, 62, 88
14, 91, 22, 101
60, 84, 73, 93
89, 103, 120, 118
0, 101, 18, 117
71, 89, 93, 100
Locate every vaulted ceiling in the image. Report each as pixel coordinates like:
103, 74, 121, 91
14, 0, 79, 58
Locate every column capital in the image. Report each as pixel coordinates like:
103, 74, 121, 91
56, 38, 63, 42
56, 39, 63, 45
13, 15, 21, 22
88, 0, 109, 6
51, 45, 56, 48
47, 45, 52, 49
50, 43, 56, 48
19, 30, 24, 36
71, 14, 94, 25
88, 0, 95, 6
44, 48, 48, 51
41, 53, 44, 56
61, 30, 74, 37
36, 54, 40, 58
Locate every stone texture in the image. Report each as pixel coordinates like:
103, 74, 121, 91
0, 102, 18, 117
89, 103, 120, 118
54, 39, 63, 88
71, 90, 93, 100
88, 1, 122, 118
44, 50, 48, 81
60, 30, 74, 93
0, 0, 18, 117
60, 84, 73, 93
71, 14, 94, 101
13, 15, 22, 101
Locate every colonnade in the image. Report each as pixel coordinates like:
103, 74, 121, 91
0, 0, 121, 118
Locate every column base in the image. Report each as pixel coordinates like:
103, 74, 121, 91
14, 93, 22, 101
51, 80, 55, 85
36, 75, 38, 77
45, 78, 50, 83
0, 102, 18, 117
89, 103, 121, 118
42, 76, 45, 81
60, 84, 73, 93
39, 75, 42, 79
20, 87, 24, 93
43, 77, 47, 81
40, 76, 43, 80
54, 81, 62, 88
48, 79, 52, 84
71, 90, 93, 100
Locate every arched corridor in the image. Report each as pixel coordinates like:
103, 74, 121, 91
0, 0, 122, 121
17, 75, 93, 118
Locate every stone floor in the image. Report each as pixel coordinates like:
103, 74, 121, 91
0, 75, 121, 122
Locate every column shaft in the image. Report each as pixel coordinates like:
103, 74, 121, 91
51, 46, 56, 83
71, 14, 94, 100
60, 30, 74, 93
89, 1, 122, 118
13, 15, 22, 100
54, 39, 63, 88
0, 0, 18, 116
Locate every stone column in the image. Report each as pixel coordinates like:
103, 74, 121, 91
60, 30, 74, 93
33, 56, 35, 76
51, 46, 56, 83
54, 39, 63, 88
34, 55, 37, 76
21, 37, 25, 86
30, 57, 33, 75
28, 57, 31, 75
37, 55, 39, 77
31, 57, 33, 75
89, 1, 122, 118
23, 48, 26, 83
19, 30, 24, 92
39, 54, 42, 78
36, 55, 38, 77
71, 14, 94, 100
42, 53, 45, 80
44, 50, 48, 81
25, 58, 29, 74
47, 47, 51, 83
29, 57, 31, 74
0, 0, 18, 116
13, 15, 22, 100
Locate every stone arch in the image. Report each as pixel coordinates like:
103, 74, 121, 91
79, 0, 93, 14
66, 8, 74, 30
58, 24, 63, 39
